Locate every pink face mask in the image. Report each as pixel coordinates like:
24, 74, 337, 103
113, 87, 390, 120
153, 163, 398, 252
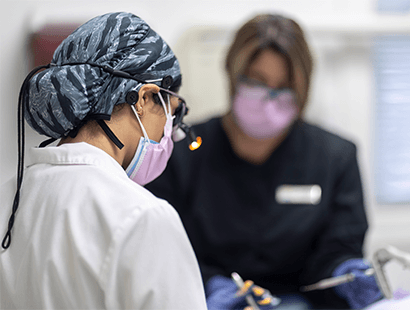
232, 81, 299, 140
125, 94, 174, 186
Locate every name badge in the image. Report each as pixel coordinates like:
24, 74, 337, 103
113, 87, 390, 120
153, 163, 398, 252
275, 185, 322, 205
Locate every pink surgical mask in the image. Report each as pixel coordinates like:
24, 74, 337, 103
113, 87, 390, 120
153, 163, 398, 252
125, 94, 174, 186
232, 81, 299, 140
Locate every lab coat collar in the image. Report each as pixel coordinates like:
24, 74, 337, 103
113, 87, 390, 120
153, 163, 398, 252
26, 142, 127, 179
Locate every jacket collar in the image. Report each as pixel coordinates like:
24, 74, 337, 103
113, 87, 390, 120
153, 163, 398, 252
26, 142, 126, 179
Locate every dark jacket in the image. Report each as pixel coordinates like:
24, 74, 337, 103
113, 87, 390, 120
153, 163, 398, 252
146, 118, 368, 309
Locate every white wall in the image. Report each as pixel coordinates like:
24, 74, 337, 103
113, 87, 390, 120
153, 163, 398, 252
1, 0, 410, 291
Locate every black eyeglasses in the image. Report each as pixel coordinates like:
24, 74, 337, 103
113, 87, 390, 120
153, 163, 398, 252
155, 89, 201, 149
157, 88, 189, 128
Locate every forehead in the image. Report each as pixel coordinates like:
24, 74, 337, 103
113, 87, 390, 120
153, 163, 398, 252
246, 49, 290, 87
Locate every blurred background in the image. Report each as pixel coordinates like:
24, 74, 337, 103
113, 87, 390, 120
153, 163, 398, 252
1, 0, 410, 291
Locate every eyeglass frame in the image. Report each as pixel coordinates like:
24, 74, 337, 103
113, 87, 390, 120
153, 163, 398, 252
156, 88, 189, 128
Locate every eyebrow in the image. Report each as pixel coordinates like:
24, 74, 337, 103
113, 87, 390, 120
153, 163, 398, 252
250, 72, 268, 84
248, 71, 290, 88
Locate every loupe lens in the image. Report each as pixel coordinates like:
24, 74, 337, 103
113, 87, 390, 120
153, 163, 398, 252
173, 102, 188, 127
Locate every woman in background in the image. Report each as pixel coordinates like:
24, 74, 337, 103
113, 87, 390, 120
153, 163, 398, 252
146, 14, 382, 309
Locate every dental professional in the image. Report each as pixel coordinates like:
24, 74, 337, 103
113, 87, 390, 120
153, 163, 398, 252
0, 12, 208, 309
146, 14, 382, 309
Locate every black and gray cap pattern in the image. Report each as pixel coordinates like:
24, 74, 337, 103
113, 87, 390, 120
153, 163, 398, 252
26, 12, 181, 139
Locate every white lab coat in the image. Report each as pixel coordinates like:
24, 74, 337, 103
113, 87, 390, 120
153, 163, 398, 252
0, 142, 207, 310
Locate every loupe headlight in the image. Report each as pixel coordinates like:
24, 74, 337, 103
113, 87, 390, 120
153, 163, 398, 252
178, 123, 202, 151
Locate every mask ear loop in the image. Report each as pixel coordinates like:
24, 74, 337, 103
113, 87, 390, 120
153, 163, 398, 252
157, 92, 173, 122
2, 64, 51, 249
131, 105, 150, 141
130, 90, 173, 143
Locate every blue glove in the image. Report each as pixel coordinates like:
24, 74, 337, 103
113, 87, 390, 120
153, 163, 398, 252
333, 259, 383, 309
205, 275, 280, 310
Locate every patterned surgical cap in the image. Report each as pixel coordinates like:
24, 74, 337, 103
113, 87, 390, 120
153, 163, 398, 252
26, 12, 181, 139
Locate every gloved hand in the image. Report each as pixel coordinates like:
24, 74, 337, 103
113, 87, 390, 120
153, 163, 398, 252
205, 275, 280, 310
332, 259, 383, 309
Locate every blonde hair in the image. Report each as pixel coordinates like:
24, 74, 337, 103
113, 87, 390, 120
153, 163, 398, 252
225, 14, 313, 111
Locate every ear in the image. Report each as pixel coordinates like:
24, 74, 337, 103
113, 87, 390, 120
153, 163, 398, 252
134, 84, 160, 114
137, 84, 160, 105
